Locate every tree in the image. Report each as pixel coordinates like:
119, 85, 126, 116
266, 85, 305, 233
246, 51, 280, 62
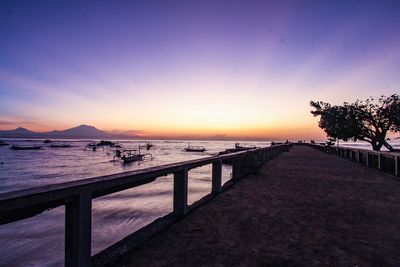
310, 94, 400, 151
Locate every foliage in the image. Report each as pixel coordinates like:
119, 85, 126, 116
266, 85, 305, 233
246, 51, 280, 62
310, 94, 400, 151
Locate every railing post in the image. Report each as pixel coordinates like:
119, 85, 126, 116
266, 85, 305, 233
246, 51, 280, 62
261, 149, 267, 164
65, 192, 92, 267
378, 154, 382, 170
212, 160, 222, 195
173, 168, 188, 217
395, 156, 399, 176
232, 157, 241, 180
366, 152, 369, 167
357, 151, 362, 163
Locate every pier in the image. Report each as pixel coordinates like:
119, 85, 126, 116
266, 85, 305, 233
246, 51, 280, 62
119, 145, 400, 267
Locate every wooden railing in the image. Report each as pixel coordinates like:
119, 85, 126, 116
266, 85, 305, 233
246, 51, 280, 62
307, 143, 400, 177
0, 144, 291, 267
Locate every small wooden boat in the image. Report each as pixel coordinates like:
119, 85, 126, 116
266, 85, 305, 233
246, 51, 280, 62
50, 142, 71, 148
10, 145, 41, 150
140, 142, 154, 150
121, 149, 152, 164
184, 143, 206, 152
234, 143, 256, 151
217, 143, 256, 156
99, 140, 118, 146
110, 143, 122, 148
145, 142, 154, 150
84, 143, 104, 151
0, 140, 9, 146
86, 140, 120, 148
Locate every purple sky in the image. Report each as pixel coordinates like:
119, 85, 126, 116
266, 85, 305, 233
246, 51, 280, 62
1, 0, 399, 139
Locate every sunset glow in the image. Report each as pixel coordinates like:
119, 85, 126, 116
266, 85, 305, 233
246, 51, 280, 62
1, 1, 399, 140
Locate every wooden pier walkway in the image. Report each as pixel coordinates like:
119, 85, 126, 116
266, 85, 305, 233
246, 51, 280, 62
121, 145, 400, 267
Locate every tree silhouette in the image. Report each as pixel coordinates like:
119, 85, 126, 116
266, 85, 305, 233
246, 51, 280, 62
310, 94, 400, 151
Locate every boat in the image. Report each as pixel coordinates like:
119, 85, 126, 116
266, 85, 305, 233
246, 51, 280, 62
43, 139, 52, 144
98, 140, 118, 146
217, 143, 257, 156
234, 143, 256, 151
0, 140, 9, 146
86, 140, 120, 148
184, 143, 206, 152
10, 145, 41, 150
50, 142, 71, 148
145, 142, 154, 150
110, 143, 122, 148
86, 142, 98, 147
121, 149, 152, 164
139, 142, 154, 150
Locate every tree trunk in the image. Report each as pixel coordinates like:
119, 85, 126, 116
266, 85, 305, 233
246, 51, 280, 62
383, 141, 395, 152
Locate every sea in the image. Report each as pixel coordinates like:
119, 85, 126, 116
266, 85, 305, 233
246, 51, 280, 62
0, 138, 398, 266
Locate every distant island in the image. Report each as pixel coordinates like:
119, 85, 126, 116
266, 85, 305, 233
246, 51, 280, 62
0, 125, 134, 139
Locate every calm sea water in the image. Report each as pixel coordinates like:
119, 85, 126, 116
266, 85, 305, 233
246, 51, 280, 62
0, 139, 270, 266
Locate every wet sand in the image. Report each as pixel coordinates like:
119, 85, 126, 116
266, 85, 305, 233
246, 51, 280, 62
122, 145, 400, 266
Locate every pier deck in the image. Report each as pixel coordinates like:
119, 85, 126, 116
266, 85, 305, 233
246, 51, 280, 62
122, 145, 400, 266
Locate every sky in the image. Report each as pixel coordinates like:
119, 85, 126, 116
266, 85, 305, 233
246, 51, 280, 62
0, 0, 399, 140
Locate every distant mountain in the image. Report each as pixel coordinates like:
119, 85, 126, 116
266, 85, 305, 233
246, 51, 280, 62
0, 127, 36, 137
0, 125, 115, 139
44, 125, 111, 138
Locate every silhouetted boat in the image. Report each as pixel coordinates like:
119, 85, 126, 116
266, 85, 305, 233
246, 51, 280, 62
140, 142, 154, 150
110, 143, 122, 148
99, 140, 117, 146
43, 139, 52, 144
10, 145, 41, 150
121, 149, 152, 164
217, 143, 256, 156
0, 140, 9, 146
86, 140, 120, 148
145, 142, 154, 150
50, 142, 71, 148
184, 143, 206, 152
234, 143, 256, 150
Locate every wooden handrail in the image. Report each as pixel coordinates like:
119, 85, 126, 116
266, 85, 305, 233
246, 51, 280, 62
306, 143, 400, 177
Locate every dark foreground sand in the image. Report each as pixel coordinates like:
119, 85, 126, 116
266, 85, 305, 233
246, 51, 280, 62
122, 145, 400, 267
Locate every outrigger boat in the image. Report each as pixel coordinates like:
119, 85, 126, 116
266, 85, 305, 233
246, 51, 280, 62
217, 143, 257, 156
86, 140, 120, 148
234, 143, 256, 151
139, 142, 154, 150
50, 142, 71, 148
0, 140, 9, 146
110, 143, 122, 148
84, 143, 104, 151
10, 144, 41, 150
145, 142, 154, 150
121, 149, 152, 164
184, 143, 206, 152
